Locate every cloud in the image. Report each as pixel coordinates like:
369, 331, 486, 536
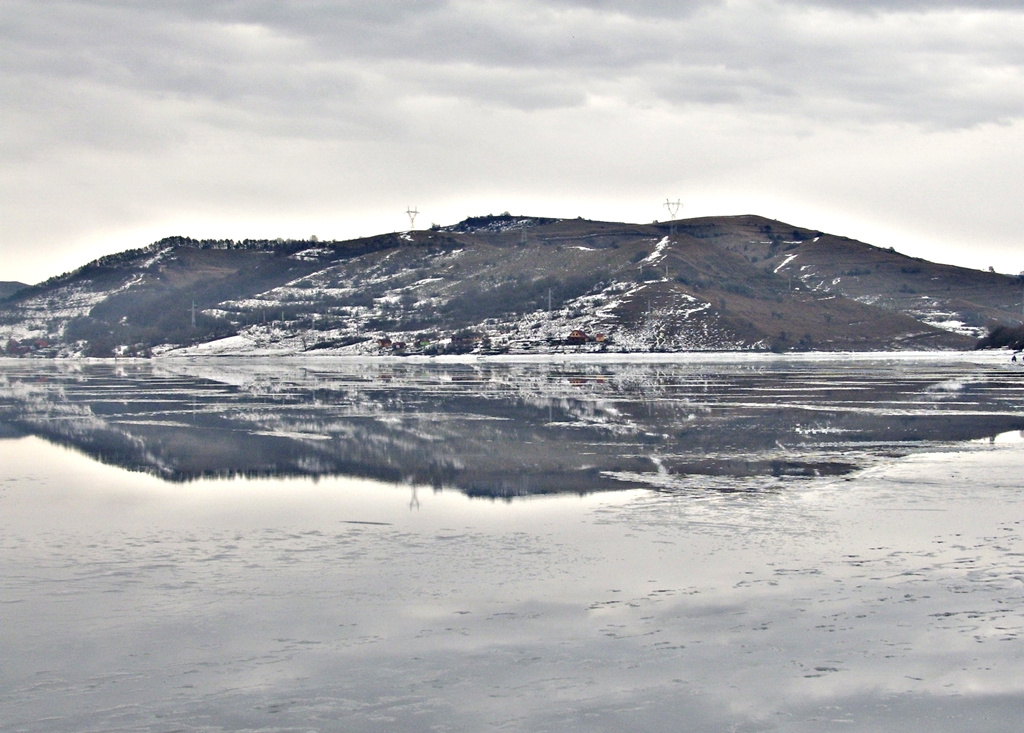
2, 0, 1024, 282
6, 0, 1024, 142
785, 0, 1024, 9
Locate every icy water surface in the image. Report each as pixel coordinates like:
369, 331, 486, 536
1, 354, 1024, 731
3, 354, 1024, 494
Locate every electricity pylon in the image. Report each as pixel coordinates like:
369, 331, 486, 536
664, 199, 682, 235
406, 206, 419, 230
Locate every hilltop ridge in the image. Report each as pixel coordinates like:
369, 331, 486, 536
0, 282, 29, 300
1, 214, 1019, 357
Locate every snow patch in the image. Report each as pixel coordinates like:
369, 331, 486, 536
290, 247, 334, 261
643, 237, 670, 264
774, 254, 799, 273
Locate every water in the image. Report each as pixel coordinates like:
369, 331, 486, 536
1, 354, 1023, 731
3, 354, 1024, 493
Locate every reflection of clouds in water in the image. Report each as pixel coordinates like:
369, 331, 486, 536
982, 430, 1024, 444
592, 448, 1024, 717
2, 434, 1023, 731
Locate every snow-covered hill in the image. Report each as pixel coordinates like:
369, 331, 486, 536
2, 214, 1017, 357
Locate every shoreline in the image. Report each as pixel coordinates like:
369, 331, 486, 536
2, 348, 1019, 366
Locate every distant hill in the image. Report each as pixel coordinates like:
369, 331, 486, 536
0, 281, 29, 300
0, 214, 1019, 357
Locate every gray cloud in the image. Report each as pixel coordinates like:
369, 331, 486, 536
5, 0, 1023, 142
2, 0, 1023, 282
784, 0, 1024, 9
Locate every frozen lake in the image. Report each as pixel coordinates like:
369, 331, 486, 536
2, 354, 1024, 731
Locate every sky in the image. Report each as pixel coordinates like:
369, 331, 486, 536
3, 0, 1024, 285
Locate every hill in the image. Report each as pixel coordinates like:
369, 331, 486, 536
0, 214, 1019, 357
0, 281, 29, 300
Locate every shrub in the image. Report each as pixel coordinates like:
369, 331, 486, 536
976, 324, 1024, 351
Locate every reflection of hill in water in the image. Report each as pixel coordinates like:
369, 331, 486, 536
2, 359, 1023, 498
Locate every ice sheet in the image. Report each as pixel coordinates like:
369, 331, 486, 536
2, 356, 1023, 731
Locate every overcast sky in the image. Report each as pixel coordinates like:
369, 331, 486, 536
3, 0, 1023, 284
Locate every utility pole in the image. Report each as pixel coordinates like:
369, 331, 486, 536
189, 301, 196, 328
406, 206, 419, 230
